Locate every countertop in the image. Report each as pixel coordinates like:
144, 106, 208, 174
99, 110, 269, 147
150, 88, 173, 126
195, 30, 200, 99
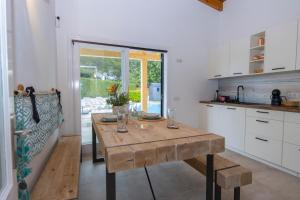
199, 101, 300, 113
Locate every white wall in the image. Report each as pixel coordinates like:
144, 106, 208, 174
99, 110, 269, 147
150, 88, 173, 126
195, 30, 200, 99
56, 0, 220, 134
219, 0, 300, 42
13, 0, 57, 91
8, 1, 59, 199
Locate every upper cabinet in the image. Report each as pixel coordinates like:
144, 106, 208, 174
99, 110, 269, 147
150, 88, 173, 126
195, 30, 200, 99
208, 43, 230, 79
230, 37, 250, 76
208, 19, 300, 79
264, 21, 298, 73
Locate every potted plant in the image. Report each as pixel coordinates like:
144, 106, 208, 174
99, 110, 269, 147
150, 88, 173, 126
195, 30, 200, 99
106, 84, 129, 114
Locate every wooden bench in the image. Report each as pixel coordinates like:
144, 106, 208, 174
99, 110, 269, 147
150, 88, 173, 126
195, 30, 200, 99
31, 136, 81, 200
185, 154, 252, 200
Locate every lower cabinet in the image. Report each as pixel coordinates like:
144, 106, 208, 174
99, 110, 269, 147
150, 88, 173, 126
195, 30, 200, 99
199, 104, 223, 134
223, 106, 245, 151
282, 143, 300, 173
199, 104, 245, 151
200, 104, 300, 175
245, 134, 282, 165
282, 113, 300, 173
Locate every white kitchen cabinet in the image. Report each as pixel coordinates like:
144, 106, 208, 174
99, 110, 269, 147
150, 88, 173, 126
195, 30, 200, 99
223, 106, 246, 151
200, 104, 245, 151
282, 143, 300, 173
245, 134, 283, 165
284, 122, 300, 146
200, 104, 300, 174
245, 109, 284, 165
199, 104, 223, 134
230, 37, 250, 76
265, 20, 298, 73
282, 112, 300, 172
246, 108, 284, 121
246, 117, 284, 141
208, 43, 230, 79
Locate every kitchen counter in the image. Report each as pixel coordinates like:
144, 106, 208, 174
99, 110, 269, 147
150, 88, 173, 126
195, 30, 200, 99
199, 101, 300, 113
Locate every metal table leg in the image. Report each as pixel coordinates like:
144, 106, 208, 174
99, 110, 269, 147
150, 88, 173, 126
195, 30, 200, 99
144, 167, 156, 200
215, 170, 221, 200
206, 154, 214, 200
106, 167, 116, 200
92, 124, 104, 163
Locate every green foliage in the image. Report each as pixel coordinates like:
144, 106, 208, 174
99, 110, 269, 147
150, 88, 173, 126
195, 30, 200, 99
80, 56, 162, 99
80, 78, 120, 98
129, 60, 141, 89
148, 61, 161, 84
106, 92, 130, 106
80, 67, 96, 78
80, 56, 122, 80
129, 90, 141, 102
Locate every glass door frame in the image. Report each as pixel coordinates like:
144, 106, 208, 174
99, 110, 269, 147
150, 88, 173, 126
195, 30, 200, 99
72, 43, 129, 135
72, 42, 166, 137
0, 0, 13, 198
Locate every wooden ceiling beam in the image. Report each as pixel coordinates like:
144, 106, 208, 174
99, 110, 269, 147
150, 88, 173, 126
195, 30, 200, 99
199, 0, 224, 12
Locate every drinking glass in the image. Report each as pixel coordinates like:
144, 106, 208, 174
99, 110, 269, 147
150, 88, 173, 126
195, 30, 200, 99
167, 108, 178, 128
117, 106, 128, 133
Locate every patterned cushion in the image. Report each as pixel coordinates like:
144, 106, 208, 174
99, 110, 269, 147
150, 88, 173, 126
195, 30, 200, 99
15, 94, 64, 156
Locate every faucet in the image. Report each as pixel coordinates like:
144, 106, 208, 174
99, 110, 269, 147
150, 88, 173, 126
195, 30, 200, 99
236, 85, 244, 103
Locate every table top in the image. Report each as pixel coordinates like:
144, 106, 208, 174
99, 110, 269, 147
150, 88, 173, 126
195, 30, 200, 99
92, 113, 225, 173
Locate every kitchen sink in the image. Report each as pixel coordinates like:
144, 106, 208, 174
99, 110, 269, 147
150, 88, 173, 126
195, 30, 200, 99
210, 100, 263, 106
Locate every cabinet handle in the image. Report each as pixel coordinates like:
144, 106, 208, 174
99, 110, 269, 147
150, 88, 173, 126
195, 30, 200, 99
256, 111, 269, 114
256, 119, 269, 124
255, 137, 269, 142
227, 107, 236, 110
272, 67, 285, 71
206, 105, 214, 107
214, 75, 222, 78
233, 72, 243, 75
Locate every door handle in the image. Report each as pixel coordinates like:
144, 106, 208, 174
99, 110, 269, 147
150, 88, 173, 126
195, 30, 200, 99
227, 107, 236, 110
256, 111, 269, 114
255, 137, 269, 142
233, 72, 243, 75
256, 119, 269, 124
214, 75, 222, 78
272, 67, 285, 71
206, 105, 214, 108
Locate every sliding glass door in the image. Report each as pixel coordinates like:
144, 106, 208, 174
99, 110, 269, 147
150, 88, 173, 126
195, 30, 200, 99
129, 50, 163, 115
73, 43, 165, 145
79, 47, 126, 144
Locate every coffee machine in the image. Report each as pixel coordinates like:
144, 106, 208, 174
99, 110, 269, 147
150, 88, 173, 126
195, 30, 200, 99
271, 89, 282, 106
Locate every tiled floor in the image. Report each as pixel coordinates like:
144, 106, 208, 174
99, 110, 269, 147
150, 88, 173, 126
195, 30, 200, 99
79, 150, 300, 200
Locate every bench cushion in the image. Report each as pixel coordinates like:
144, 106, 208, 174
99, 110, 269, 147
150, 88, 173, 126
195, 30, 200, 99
31, 136, 81, 200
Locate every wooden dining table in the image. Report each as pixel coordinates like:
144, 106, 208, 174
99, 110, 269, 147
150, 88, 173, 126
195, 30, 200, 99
91, 113, 225, 200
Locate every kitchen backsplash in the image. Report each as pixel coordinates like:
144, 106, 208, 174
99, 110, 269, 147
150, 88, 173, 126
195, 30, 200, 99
218, 71, 300, 104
